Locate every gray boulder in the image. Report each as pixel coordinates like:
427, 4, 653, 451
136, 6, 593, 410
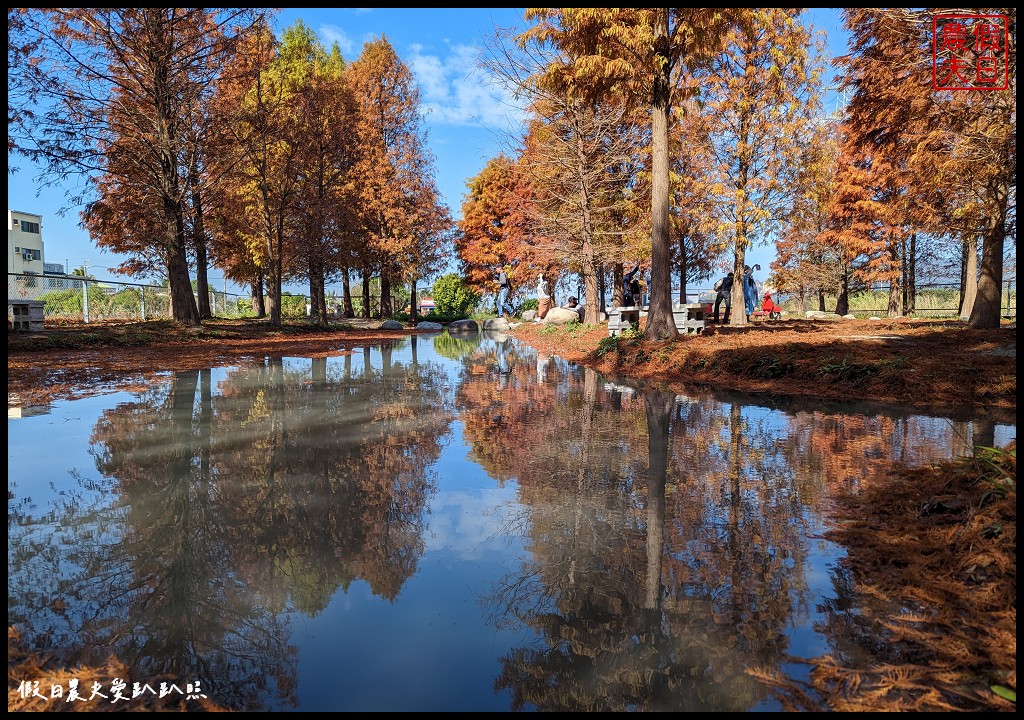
380, 320, 405, 329
542, 307, 582, 325
447, 319, 479, 333
482, 317, 511, 331
415, 321, 444, 331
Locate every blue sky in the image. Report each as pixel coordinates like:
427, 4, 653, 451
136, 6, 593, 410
8, 8, 849, 294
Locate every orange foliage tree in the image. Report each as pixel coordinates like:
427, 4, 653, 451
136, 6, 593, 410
207, 18, 316, 326
838, 8, 1016, 328
519, 9, 746, 338
456, 155, 531, 307
9, 9, 269, 326
697, 8, 823, 325
279, 28, 363, 326
347, 36, 453, 319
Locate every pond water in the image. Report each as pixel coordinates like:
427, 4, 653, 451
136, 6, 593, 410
8, 331, 1015, 712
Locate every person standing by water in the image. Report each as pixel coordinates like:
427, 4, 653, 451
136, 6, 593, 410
496, 266, 513, 319
535, 272, 553, 321
713, 271, 733, 323
743, 265, 759, 320
622, 262, 642, 307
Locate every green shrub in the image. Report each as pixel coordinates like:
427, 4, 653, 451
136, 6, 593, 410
596, 335, 620, 358
432, 274, 480, 318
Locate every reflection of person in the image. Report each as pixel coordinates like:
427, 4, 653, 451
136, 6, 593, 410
496, 338, 511, 388
536, 351, 550, 383
713, 272, 733, 323
496, 266, 513, 319
535, 273, 552, 321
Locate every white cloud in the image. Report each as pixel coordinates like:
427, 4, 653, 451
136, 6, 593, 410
407, 41, 525, 131
316, 23, 354, 56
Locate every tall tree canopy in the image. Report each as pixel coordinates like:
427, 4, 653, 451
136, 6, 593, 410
519, 9, 747, 338
347, 36, 453, 318
698, 8, 823, 324
9, 8, 270, 326
838, 8, 1016, 328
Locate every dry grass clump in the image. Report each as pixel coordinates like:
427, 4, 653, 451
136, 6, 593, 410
753, 443, 1016, 712
8, 627, 230, 712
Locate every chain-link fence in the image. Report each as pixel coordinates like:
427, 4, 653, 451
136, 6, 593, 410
7, 273, 261, 325
7, 272, 408, 326
10, 272, 1015, 327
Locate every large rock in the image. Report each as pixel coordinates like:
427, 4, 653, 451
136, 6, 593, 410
521, 309, 537, 322
380, 319, 405, 329
415, 321, 444, 331
482, 317, 511, 331
447, 318, 479, 333
540, 307, 582, 325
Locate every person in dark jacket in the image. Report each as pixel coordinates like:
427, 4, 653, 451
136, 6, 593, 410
713, 272, 733, 323
622, 263, 642, 307
496, 266, 513, 319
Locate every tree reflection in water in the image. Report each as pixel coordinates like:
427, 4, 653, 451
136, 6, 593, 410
8, 334, 1005, 712
8, 345, 453, 711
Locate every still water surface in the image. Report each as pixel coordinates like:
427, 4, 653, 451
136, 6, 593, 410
8, 331, 1015, 711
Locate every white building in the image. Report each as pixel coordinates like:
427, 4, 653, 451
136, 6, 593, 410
8, 210, 46, 277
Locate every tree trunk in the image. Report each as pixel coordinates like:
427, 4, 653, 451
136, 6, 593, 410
194, 235, 212, 319
645, 10, 679, 340
308, 257, 326, 327
360, 270, 371, 319
265, 219, 283, 326
887, 241, 901, 318
191, 167, 212, 320
252, 275, 265, 318
342, 268, 355, 318
677, 232, 688, 305
959, 234, 978, 318
612, 263, 624, 308
583, 265, 600, 324
835, 274, 849, 316
905, 232, 917, 315
410, 279, 419, 324
165, 209, 200, 326
968, 177, 1007, 328
732, 248, 747, 323
380, 271, 392, 318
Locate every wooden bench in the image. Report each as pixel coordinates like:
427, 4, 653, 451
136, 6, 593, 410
607, 306, 640, 336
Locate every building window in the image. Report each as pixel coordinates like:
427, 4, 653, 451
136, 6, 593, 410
13, 246, 20, 252
20, 220, 40, 234
21, 248, 41, 261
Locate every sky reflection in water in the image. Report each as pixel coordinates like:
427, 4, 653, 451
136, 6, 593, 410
8, 331, 1015, 712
